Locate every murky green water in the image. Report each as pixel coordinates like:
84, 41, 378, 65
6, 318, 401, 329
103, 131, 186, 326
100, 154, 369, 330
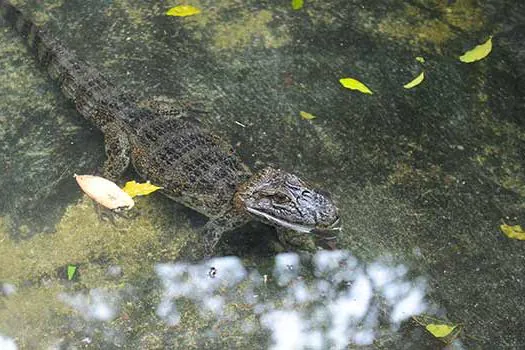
1, 0, 525, 348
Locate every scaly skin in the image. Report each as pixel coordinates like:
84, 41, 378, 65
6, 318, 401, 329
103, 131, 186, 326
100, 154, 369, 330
0, 0, 340, 255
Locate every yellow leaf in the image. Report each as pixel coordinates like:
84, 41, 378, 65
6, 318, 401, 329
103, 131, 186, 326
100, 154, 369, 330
426, 324, 456, 338
500, 224, 525, 240
459, 36, 493, 63
299, 111, 316, 120
416, 56, 425, 63
122, 181, 162, 198
166, 5, 201, 17
292, 0, 304, 10
403, 71, 425, 89
339, 78, 373, 95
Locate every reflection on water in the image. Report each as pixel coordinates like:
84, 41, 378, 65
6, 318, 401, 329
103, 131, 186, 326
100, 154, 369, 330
1, 251, 427, 349
59, 289, 119, 322
0, 335, 17, 350
155, 251, 426, 349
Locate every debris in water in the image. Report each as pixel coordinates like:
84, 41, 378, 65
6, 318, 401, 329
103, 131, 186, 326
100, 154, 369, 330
299, 111, 317, 120
339, 77, 374, 95
122, 180, 162, 198
292, 0, 304, 10
74, 174, 134, 210
166, 5, 201, 17
67, 264, 78, 281
500, 223, 525, 240
403, 71, 425, 89
459, 36, 493, 63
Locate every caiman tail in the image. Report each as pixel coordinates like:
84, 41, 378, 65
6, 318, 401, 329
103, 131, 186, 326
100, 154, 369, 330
0, 0, 137, 129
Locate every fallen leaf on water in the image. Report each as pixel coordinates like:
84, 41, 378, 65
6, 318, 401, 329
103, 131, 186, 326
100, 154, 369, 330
412, 314, 463, 344
292, 0, 304, 10
300, 111, 316, 120
122, 180, 162, 198
426, 324, 456, 338
412, 315, 462, 344
67, 264, 78, 281
459, 36, 493, 63
500, 223, 525, 240
166, 5, 201, 17
416, 56, 425, 63
403, 71, 425, 89
339, 78, 373, 95
74, 174, 134, 210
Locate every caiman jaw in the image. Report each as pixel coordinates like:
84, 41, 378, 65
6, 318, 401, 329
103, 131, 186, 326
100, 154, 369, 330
235, 167, 340, 234
245, 207, 342, 234
245, 207, 316, 233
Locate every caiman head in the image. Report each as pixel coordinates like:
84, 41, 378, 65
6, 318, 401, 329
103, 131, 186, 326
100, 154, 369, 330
234, 167, 340, 236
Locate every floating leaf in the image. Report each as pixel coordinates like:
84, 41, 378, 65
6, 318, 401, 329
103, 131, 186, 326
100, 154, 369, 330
166, 5, 201, 17
339, 78, 373, 95
403, 71, 425, 89
75, 174, 134, 210
292, 0, 304, 10
459, 36, 493, 63
500, 224, 525, 240
122, 181, 162, 198
67, 264, 78, 281
426, 324, 456, 338
300, 111, 316, 120
413, 315, 463, 344
416, 56, 425, 63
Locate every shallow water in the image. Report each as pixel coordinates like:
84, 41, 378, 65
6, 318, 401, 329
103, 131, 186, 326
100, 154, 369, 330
1, 0, 525, 348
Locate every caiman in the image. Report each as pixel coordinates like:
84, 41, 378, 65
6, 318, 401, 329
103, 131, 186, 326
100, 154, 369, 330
0, 0, 340, 255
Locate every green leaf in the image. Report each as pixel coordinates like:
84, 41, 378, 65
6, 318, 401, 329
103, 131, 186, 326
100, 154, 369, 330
426, 324, 456, 338
292, 0, 304, 10
413, 315, 462, 344
459, 36, 493, 63
403, 71, 425, 89
500, 224, 525, 240
339, 78, 373, 94
166, 5, 201, 17
67, 264, 77, 281
415, 56, 425, 63
299, 111, 316, 120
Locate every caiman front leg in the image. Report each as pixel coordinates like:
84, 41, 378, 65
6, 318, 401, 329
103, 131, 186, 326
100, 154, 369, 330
101, 121, 131, 180
201, 211, 250, 257
95, 122, 132, 221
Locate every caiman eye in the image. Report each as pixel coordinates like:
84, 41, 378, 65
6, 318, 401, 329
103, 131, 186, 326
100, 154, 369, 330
272, 193, 290, 203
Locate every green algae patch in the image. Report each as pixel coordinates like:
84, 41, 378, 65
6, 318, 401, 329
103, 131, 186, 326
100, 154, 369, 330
0, 217, 7, 244
0, 27, 52, 108
213, 10, 290, 50
0, 195, 197, 348
9, 0, 66, 26
376, 0, 485, 49
106, 0, 160, 27
0, 285, 72, 348
165, 1, 290, 52
0, 196, 194, 283
471, 114, 525, 199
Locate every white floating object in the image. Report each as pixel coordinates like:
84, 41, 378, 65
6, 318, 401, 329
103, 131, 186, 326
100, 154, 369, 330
74, 174, 134, 210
